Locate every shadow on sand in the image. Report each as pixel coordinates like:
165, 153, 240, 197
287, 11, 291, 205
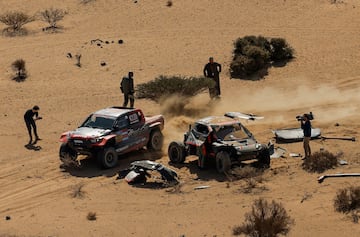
60, 149, 163, 178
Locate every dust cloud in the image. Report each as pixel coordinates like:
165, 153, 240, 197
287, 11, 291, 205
161, 80, 360, 145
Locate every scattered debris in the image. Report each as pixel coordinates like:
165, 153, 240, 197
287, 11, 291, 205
273, 127, 321, 142
100, 61, 106, 66
318, 173, 360, 183
270, 146, 287, 158
321, 136, 356, 142
75, 54, 82, 67
90, 39, 104, 45
289, 153, 301, 158
117, 160, 178, 185
338, 160, 348, 165
66, 52, 72, 58
194, 185, 210, 190
225, 111, 264, 121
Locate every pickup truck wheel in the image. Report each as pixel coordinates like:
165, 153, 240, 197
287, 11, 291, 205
168, 141, 186, 163
148, 130, 163, 151
59, 143, 77, 161
98, 147, 118, 169
258, 149, 270, 168
216, 151, 231, 173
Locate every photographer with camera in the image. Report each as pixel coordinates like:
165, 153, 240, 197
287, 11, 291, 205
24, 105, 42, 145
300, 113, 312, 160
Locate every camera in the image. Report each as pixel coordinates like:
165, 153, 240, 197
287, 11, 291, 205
296, 112, 314, 121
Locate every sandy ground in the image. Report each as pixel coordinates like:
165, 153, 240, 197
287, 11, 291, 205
1, 0, 360, 236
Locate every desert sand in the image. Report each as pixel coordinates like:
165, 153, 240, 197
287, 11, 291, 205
0, 0, 360, 236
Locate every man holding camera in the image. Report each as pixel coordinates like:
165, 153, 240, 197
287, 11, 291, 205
24, 105, 42, 145
301, 114, 312, 159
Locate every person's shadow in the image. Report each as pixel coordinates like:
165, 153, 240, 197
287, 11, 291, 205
24, 143, 42, 151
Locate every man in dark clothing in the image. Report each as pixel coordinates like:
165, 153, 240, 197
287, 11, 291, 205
120, 71, 135, 108
24, 105, 42, 145
301, 114, 312, 159
203, 57, 222, 99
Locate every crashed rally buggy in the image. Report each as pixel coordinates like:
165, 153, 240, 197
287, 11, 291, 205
59, 106, 164, 169
168, 113, 271, 173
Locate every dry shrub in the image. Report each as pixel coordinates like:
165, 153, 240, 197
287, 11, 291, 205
230, 166, 264, 180
0, 11, 34, 36
87, 212, 97, 221
165, 182, 184, 194
39, 8, 67, 31
11, 59, 27, 81
71, 183, 86, 198
233, 198, 294, 236
166, 1, 173, 7
136, 75, 214, 103
334, 186, 360, 213
80, 0, 96, 4
302, 150, 338, 173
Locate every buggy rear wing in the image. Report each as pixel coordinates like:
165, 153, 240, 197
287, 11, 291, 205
224, 112, 264, 121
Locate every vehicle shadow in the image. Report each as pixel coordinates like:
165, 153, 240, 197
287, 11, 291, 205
167, 158, 228, 182
60, 150, 164, 178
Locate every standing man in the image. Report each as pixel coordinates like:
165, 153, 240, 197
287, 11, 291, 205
24, 105, 42, 145
301, 114, 312, 159
203, 57, 222, 99
120, 71, 135, 108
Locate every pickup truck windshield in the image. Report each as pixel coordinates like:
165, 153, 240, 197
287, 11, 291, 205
82, 115, 116, 130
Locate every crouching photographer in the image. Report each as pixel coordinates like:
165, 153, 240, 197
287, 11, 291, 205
299, 113, 312, 160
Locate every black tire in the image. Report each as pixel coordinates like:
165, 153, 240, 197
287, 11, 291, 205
59, 143, 77, 161
147, 129, 163, 151
97, 147, 118, 169
168, 141, 186, 163
258, 149, 270, 168
216, 151, 231, 173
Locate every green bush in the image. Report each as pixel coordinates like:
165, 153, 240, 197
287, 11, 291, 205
230, 35, 294, 79
233, 198, 294, 236
135, 75, 214, 102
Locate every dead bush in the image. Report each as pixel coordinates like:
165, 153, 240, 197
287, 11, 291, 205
302, 150, 338, 173
11, 59, 27, 81
233, 198, 294, 236
166, 0, 173, 7
230, 166, 264, 180
80, 0, 96, 4
0, 11, 34, 36
136, 75, 214, 103
39, 8, 67, 32
71, 183, 86, 198
87, 212, 97, 221
334, 186, 360, 213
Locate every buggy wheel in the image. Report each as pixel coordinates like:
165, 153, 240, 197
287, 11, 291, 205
59, 143, 77, 161
216, 151, 231, 173
98, 147, 118, 169
147, 129, 163, 151
168, 141, 186, 163
258, 149, 270, 168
